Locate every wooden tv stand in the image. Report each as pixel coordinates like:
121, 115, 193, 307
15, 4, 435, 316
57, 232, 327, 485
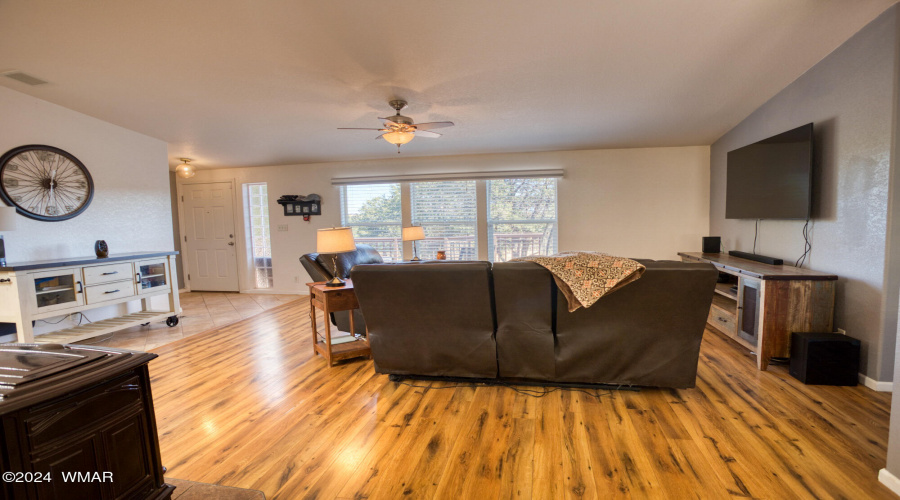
678, 252, 837, 370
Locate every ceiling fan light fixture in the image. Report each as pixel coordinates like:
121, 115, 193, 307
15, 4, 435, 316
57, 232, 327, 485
175, 158, 196, 179
382, 130, 415, 146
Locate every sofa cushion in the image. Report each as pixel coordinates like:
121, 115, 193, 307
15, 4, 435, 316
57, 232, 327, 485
492, 262, 557, 379
553, 260, 717, 388
351, 261, 498, 378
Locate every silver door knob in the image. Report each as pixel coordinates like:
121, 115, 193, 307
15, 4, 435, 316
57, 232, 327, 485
228, 242, 235, 246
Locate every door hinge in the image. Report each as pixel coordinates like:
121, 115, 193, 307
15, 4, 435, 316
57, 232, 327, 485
184, 235, 187, 242
188, 273, 190, 280
181, 195, 184, 202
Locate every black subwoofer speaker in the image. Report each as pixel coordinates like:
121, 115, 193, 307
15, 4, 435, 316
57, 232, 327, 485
789, 332, 860, 386
702, 236, 720, 254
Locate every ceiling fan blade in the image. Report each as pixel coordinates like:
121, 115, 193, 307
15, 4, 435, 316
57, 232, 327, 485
415, 130, 442, 138
338, 127, 388, 131
414, 121, 454, 130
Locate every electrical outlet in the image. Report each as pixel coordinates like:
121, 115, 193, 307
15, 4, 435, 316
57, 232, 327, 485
277, 224, 288, 232
836, 328, 847, 335
294, 276, 300, 284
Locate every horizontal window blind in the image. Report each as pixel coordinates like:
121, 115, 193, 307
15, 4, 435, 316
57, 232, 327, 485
332, 169, 564, 186
487, 178, 558, 261
340, 183, 403, 262
410, 181, 478, 260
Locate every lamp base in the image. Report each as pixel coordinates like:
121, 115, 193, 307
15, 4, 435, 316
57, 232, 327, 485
325, 276, 347, 287
410, 256, 421, 261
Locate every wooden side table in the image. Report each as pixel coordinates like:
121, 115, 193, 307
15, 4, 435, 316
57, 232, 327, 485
307, 280, 371, 367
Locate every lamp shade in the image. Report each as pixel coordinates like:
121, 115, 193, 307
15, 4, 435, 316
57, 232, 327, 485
317, 227, 356, 254
402, 226, 425, 242
0, 206, 17, 232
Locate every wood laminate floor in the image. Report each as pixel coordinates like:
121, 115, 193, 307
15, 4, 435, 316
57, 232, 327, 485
149, 299, 894, 499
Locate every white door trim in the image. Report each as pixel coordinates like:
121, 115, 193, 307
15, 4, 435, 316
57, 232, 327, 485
176, 178, 244, 292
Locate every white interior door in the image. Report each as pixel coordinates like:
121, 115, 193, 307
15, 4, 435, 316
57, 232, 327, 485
183, 182, 240, 291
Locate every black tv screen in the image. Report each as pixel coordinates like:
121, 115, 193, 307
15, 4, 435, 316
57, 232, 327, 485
726, 123, 813, 220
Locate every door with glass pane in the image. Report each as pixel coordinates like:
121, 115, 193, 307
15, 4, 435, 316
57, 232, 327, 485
31, 268, 84, 314
135, 259, 170, 296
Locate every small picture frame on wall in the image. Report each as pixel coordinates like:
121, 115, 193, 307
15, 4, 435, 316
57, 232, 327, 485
277, 196, 322, 217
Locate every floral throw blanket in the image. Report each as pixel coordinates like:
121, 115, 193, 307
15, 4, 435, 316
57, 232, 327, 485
513, 251, 646, 312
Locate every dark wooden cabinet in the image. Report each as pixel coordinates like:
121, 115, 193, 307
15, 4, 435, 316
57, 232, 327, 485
0, 344, 173, 500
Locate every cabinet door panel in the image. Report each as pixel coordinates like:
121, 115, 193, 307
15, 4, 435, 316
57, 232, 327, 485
25, 375, 142, 450
135, 259, 170, 296
30, 268, 85, 314
32, 437, 104, 500
738, 278, 760, 346
102, 413, 153, 500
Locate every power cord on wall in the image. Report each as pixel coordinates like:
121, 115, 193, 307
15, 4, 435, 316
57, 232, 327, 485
794, 219, 812, 268
752, 219, 760, 254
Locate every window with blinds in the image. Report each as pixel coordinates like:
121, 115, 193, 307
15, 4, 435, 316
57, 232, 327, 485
340, 183, 402, 261
410, 181, 478, 260
487, 178, 558, 261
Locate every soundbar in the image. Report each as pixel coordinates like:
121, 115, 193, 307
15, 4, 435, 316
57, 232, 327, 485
728, 250, 783, 265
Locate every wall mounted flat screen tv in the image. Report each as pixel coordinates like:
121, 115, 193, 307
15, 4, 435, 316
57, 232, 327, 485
726, 123, 813, 220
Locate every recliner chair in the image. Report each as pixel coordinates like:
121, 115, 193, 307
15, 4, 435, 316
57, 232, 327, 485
300, 243, 383, 335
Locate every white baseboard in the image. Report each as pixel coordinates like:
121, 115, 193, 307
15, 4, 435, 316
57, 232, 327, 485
859, 373, 893, 392
239, 288, 304, 295
178, 287, 190, 294
879, 469, 900, 495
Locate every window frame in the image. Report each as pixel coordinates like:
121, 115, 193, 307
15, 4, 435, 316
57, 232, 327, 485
340, 183, 403, 262
486, 178, 559, 261
409, 180, 479, 261
340, 177, 559, 262
244, 182, 273, 289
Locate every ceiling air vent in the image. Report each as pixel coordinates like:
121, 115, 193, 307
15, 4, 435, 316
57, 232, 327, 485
2, 71, 48, 86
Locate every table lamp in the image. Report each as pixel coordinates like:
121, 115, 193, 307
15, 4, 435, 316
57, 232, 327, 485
317, 227, 356, 287
0, 206, 17, 267
402, 226, 425, 261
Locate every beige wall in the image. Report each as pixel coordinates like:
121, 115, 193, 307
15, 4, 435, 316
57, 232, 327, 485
177, 146, 710, 294
0, 86, 173, 340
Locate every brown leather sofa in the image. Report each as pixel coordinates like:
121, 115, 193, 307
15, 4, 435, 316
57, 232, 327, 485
351, 259, 717, 388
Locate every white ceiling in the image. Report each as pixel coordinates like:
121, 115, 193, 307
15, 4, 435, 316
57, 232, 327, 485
0, 1, 896, 170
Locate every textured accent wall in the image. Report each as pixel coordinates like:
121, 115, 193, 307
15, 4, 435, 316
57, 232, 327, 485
880, 2, 900, 482
709, 5, 899, 382
0, 86, 173, 339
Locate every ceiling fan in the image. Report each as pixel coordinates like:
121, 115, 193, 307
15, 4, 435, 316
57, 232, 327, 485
338, 100, 454, 153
